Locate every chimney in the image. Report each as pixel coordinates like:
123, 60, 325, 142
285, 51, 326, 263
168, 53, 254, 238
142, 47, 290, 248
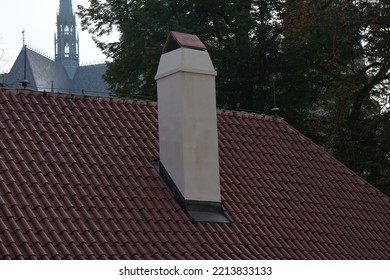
155, 32, 228, 223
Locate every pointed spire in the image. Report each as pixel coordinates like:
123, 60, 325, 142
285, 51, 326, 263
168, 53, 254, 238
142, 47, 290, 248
55, 0, 79, 80
59, 0, 74, 18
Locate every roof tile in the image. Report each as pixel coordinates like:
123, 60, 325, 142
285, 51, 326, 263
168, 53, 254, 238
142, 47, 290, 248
0, 89, 389, 259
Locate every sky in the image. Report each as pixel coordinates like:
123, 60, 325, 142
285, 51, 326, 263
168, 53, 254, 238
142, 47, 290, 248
0, 0, 118, 73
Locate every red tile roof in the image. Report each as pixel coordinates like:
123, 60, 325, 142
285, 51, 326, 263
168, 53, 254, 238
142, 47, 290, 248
0, 88, 389, 259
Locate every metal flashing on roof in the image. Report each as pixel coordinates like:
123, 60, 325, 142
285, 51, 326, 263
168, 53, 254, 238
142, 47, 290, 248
152, 161, 230, 224
186, 201, 231, 224
162, 31, 207, 54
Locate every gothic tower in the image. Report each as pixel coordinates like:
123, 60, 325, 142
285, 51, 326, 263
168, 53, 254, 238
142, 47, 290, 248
55, 0, 79, 79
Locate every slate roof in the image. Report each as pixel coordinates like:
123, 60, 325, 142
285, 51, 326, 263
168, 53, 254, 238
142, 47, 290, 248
0, 88, 389, 260
73, 64, 108, 96
5, 49, 72, 92
5, 48, 108, 96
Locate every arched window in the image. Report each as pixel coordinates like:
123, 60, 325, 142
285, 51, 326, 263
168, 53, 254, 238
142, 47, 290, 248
64, 25, 69, 35
65, 43, 70, 57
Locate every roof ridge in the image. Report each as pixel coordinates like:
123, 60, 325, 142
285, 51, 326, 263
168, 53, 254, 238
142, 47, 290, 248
1, 88, 283, 120
0, 87, 157, 106
26, 45, 55, 61
217, 108, 284, 122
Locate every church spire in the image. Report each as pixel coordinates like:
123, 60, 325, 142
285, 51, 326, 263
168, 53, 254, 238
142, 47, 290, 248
55, 0, 79, 80
60, 0, 73, 17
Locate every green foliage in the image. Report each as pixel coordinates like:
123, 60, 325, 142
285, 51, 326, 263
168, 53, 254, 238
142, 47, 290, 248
78, 0, 166, 98
78, 0, 284, 110
78, 0, 390, 195
280, 0, 390, 195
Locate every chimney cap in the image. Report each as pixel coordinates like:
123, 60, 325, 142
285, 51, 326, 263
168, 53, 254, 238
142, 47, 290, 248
162, 31, 207, 54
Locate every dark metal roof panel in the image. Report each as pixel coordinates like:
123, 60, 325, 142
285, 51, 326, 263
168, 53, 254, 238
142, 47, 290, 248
72, 64, 109, 96
5, 48, 108, 96
5, 48, 72, 92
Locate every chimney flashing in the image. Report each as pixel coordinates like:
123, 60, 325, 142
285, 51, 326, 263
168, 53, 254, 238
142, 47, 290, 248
153, 161, 230, 224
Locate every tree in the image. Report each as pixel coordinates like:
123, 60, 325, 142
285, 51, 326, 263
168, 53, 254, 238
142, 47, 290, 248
78, 0, 284, 111
78, 0, 389, 195
279, 0, 390, 195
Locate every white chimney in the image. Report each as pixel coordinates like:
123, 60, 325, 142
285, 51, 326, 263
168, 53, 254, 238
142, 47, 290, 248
155, 32, 221, 205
